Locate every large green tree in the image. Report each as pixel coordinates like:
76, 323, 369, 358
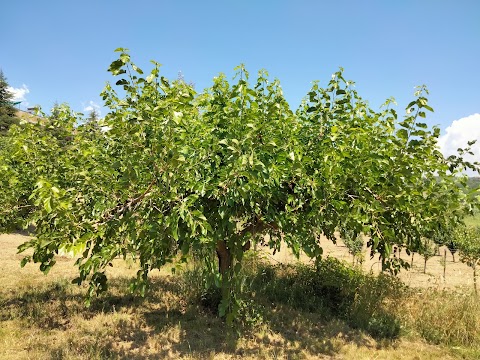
0, 70, 20, 134
1, 49, 478, 320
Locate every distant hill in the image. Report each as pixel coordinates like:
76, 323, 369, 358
15, 109, 43, 124
467, 177, 480, 189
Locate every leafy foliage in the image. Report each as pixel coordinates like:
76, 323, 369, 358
1, 49, 479, 321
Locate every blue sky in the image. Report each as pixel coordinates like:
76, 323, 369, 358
1, 0, 479, 164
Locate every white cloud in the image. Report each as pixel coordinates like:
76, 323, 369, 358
7, 84, 30, 103
438, 113, 480, 175
82, 100, 101, 115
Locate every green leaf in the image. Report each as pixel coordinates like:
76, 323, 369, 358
131, 64, 143, 74
120, 53, 130, 63
406, 101, 416, 109
108, 59, 124, 73
423, 104, 434, 112
146, 74, 155, 83
20, 256, 31, 267
43, 197, 52, 213
397, 129, 408, 140
116, 79, 129, 86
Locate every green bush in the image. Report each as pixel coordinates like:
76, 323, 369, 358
249, 257, 402, 338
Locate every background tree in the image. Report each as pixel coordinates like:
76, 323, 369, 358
340, 228, 364, 265
1, 49, 479, 321
419, 238, 436, 274
0, 70, 20, 134
455, 226, 480, 294
86, 108, 99, 123
0, 102, 80, 233
448, 240, 459, 262
50, 101, 61, 119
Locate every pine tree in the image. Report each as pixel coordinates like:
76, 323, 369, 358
0, 70, 19, 134
87, 108, 99, 123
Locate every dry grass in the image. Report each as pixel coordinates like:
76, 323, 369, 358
401, 290, 480, 346
1, 233, 478, 359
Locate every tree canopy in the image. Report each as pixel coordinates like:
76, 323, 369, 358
1, 49, 479, 320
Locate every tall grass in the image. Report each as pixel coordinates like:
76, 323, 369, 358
181, 251, 480, 350
246, 256, 405, 338
402, 290, 480, 346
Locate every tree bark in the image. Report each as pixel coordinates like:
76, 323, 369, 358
215, 239, 251, 274
216, 240, 232, 275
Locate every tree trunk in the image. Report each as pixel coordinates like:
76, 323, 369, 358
215, 239, 251, 274
424, 258, 427, 274
215, 239, 251, 317
216, 240, 232, 275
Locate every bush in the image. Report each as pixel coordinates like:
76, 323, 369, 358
250, 257, 402, 338
180, 251, 479, 346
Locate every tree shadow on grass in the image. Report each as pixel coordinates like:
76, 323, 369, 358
262, 305, 377, 357
131, 301, 384, 359
1, 272, 397, 359
105, 276, 387, 359
0, 277, 146, 329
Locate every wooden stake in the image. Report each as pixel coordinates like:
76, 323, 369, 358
443, 249, 447, 282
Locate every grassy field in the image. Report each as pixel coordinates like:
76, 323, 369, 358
1, 233, 480, 360
465, 212, 480, 227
